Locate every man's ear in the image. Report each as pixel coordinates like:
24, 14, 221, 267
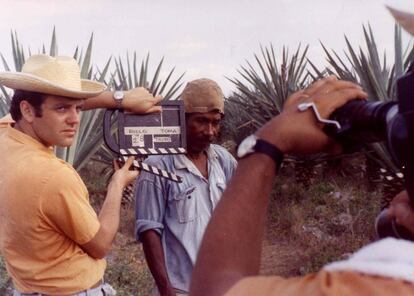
19, 100, 36, 123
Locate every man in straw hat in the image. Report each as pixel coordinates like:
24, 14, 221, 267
135, 78, 237, 295
0, 54, 161, 296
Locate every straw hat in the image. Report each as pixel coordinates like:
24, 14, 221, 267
0, 54, 106, 99
181, 78, 225, 114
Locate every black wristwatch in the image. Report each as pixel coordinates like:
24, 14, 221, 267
237, 134, 284, 171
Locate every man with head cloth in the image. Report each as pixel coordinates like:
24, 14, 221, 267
135, 78, 237, 295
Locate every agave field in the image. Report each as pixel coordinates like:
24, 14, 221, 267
0, 25, 413, 295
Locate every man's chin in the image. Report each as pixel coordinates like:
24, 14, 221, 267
199, 142, 212, 152
56, 141, 74, 148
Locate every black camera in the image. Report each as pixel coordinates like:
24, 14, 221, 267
324, 65, 414, 240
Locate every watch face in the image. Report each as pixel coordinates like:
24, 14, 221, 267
114, 90, 124, 100
237, 134, 257, 158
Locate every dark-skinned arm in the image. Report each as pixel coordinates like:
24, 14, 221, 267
190, 77, 368, 296
141, 230, 176, 296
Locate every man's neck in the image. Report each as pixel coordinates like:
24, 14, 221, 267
186, 149, 205, 161
13, 121, 49, 147
13, 121, 25, 134
186, 146, 209, 178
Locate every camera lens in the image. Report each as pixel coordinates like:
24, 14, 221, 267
325, 100, 396, 145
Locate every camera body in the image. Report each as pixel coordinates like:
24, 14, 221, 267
324, 66, 414, 239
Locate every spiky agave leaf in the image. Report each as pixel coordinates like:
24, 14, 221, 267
111, 52, 184, 99
0, 31, 25, 116
11, 31, 25, 71
49, 27, 58, 57
224, 44, 310, 142
317, 24, 414, 175
315, 24, 413, 207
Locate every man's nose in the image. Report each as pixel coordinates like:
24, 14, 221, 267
205, 123, 215, 136
67, 108, 80, 125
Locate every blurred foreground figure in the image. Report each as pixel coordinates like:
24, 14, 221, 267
190, 77, 414, 296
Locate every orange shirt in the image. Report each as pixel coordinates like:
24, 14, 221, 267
226, 271, 414, 296
0, 125, 106, 295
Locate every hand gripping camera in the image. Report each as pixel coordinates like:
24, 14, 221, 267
323, 65, 414, 240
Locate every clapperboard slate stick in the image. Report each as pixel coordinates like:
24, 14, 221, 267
119, 147, 186, 155
119, 154, 183, 183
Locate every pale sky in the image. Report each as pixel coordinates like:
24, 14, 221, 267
0, 0, 413, 95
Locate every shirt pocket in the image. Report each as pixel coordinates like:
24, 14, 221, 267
173, 186, 197, 223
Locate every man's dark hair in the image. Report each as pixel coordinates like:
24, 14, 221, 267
10, 90, 47, 121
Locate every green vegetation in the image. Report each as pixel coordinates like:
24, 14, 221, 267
222, 45, 309, 143
316, 25, 414, 175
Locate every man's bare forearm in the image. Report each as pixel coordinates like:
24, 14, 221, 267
190, 153, 276, 296
141, 230, 176, 296
82, 91, 115, 110
81, 180, 124, 258
82, 88, 162, 113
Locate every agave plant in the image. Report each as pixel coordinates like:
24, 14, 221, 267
223, 44, 320, 187
111, 52, 185, 99
0, 92, 10, 117
312, 24, 414, 202
313, 24, 414, 172
224, 44, 311, 143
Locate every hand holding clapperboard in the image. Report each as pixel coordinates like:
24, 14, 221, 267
104, 101, 186, 183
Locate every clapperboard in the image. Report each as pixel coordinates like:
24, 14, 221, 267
103, 101, 186, 183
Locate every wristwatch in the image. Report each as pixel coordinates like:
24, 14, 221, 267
237, 134, 284, 171
113, 90, 124, 109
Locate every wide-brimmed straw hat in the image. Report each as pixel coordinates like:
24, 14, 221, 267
181, 78, 225, 114
0, 54, 106, 99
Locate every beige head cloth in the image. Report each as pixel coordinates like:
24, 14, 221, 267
181, 78, 224, 114
0, 54, 105, 99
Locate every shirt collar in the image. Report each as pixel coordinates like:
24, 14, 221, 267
174, 145, 218, 171
6, 125, 54, 154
